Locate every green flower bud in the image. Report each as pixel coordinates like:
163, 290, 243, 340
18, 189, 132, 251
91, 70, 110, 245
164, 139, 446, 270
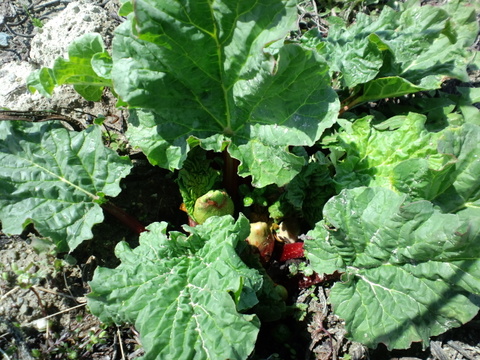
193, 190, 234, 224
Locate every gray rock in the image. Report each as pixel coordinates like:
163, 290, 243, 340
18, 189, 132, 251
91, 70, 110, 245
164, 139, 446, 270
30, 1, 117, 67
0, 32, 12, 47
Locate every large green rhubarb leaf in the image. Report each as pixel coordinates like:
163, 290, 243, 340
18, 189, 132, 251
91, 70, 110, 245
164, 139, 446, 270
305, 0, 477, 101
333, 113, 480, 204
333, 113, 456, 199
0, 121, 132, 252
114, 0, 339, 187
88, 216, 262, 360
305, 187, 480, 350
375, 0, 477, 86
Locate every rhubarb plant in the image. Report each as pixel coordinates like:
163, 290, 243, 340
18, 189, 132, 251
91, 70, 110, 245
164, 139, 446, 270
305, 186, 480, 350
0, 121, 131, 252
0, 0, 479, 358
88, 216, 263, 359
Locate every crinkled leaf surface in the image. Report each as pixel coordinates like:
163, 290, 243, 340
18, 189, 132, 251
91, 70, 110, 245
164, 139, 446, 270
88, 216, 262, 360
305, 187, 480, 350
434, 123, 480, 213
309, 0, 477, 91
0, 121, 132, 252
333, 113, 456, 199
114, 0, 339, 187
376, 0, 477, 85
310, 13, 392, 88
283, 159, 335, 227
177, 147, 221, 217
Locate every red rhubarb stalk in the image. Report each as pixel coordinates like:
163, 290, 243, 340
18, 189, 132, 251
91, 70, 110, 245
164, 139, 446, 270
101, 201, 147, 234
279, 242, 305, 262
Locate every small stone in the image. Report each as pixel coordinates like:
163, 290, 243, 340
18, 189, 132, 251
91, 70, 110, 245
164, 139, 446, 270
0, 32, 12, 47
32, 318, 49, 332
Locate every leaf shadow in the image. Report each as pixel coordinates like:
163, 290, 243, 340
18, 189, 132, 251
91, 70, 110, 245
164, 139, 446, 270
366, 259, 480, 350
